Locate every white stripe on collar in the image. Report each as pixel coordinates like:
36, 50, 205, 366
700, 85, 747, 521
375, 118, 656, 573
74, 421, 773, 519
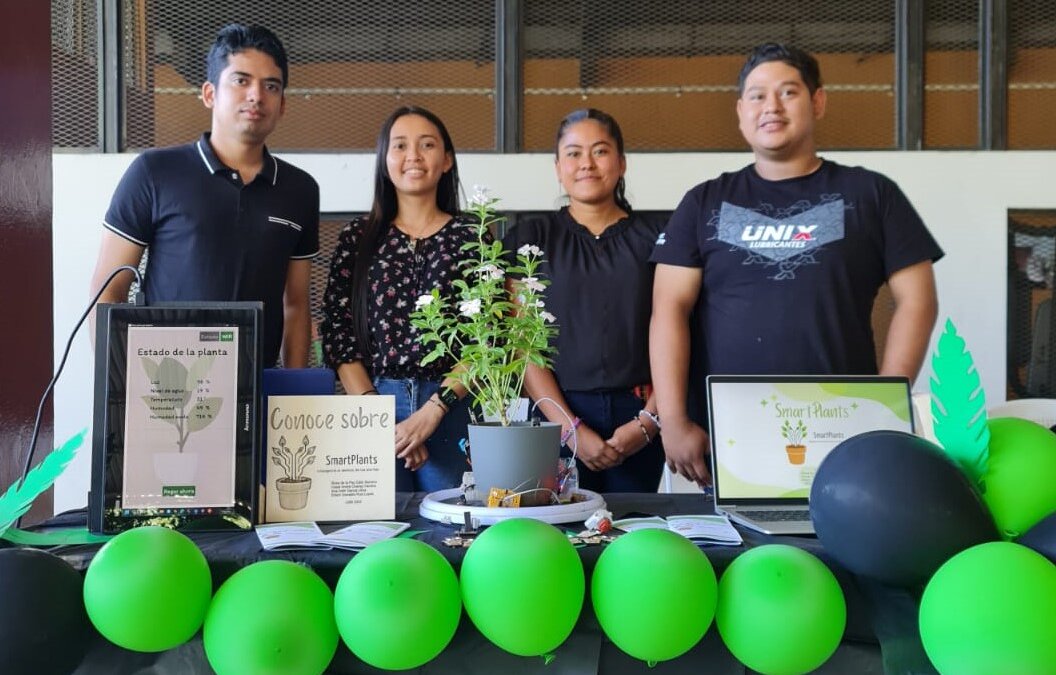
195, 139, 214, 173
272, 154, 278, 186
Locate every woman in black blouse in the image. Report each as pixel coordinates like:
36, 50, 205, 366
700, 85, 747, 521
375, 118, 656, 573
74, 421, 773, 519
504, 108, 664, 492
321, 106, 478, 492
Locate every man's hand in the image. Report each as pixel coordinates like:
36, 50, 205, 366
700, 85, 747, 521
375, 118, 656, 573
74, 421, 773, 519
662, 418, 712, 487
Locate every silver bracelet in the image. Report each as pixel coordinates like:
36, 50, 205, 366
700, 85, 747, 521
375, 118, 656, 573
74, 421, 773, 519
637, 409, 661, 430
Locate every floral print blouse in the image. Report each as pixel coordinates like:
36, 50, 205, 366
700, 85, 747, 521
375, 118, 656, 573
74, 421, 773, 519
321, 216, 486, 380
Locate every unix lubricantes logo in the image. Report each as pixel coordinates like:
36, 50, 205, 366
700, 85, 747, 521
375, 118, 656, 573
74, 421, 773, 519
740, 224, 818, 249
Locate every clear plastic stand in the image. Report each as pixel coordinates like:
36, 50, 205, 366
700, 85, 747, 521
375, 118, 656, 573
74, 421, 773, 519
419, 488, 606, 526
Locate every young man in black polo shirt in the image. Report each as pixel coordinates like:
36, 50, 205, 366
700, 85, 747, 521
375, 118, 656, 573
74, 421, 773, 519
649, 43, 943, 485
89, 24, 319, 368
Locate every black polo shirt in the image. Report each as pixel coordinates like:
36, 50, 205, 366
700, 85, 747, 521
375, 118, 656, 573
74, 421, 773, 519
103, 133, 320, 366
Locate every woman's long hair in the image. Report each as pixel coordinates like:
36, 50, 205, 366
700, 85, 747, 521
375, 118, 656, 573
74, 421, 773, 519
350, 106, 461, 354
554, 108, 632, 214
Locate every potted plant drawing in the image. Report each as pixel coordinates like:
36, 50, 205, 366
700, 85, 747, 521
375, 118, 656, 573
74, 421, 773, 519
271, 434, 316, 510
140, 355, 222, 485
781, 419, 808, 465
410, 186, 560, 495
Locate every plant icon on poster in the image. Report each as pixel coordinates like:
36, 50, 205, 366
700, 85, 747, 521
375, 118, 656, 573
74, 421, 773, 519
781, 419, 808, 465
272, 435, 316, 510
140, 356, 222, 485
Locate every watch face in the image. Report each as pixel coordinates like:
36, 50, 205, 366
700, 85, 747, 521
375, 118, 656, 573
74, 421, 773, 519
440, 388, 459, 408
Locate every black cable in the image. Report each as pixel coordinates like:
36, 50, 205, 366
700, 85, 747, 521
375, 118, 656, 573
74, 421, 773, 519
14, 264, 143, 529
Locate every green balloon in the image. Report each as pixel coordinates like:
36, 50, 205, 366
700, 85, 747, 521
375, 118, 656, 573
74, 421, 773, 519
203, 560, 338, 675
983, 418, 1056, 539
592, 529, 717, 662
716, 545, 846, 675
83, 526, 211, 652
460, 518, 584, 656
334, 538, 460, 670
920, 541, 1056, 675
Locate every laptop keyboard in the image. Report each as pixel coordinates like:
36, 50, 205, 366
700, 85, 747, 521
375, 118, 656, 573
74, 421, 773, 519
740, 509, 811, 522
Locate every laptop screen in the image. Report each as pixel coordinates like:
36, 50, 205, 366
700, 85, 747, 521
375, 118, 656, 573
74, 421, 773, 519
707, 375, 914, 505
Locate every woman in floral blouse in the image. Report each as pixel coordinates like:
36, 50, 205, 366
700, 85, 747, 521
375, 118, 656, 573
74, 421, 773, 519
321, 106, 480, 492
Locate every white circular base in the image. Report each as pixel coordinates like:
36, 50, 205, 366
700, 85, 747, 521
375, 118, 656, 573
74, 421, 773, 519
419, 488, 606, 526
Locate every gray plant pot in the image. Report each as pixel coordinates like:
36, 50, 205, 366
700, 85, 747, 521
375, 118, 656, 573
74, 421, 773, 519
467, 422, 561, 495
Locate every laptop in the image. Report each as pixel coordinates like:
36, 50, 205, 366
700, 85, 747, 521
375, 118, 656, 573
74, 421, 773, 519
706, 375, 915, 535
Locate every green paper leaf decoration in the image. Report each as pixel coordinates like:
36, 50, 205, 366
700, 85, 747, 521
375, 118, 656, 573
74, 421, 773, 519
0, 429, 86, 537
930, 319, 990, 485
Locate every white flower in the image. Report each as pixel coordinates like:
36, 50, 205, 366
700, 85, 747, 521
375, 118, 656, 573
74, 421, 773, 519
414, 294, 435, 309
535, 300, 545, 308
476, 263, 504, 281
517, 243, 543, 257
459, 298, 482, 317
523, 276, 545, 292
470, 184, 491, 207
541, 311, 557, 323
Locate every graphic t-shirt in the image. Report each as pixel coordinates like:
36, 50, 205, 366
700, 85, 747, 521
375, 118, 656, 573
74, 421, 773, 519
650, 160, 944, 377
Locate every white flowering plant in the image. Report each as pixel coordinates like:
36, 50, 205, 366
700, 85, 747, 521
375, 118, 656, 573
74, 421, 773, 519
410, 186, 557, 426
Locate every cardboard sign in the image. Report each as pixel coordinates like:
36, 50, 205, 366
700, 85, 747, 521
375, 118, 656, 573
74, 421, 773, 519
264, 395, 395, 522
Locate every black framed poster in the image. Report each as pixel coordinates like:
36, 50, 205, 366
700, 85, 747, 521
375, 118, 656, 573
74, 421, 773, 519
89, 302, 261, 533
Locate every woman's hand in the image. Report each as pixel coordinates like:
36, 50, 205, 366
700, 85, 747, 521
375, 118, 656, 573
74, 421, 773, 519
394, 403, 444, 470
606, 419, 650, 459
572, 424, 624, 472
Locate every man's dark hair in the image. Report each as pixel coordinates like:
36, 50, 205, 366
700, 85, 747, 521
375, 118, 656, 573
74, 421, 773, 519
737, 43, 822, 95
206, 24, 289, 89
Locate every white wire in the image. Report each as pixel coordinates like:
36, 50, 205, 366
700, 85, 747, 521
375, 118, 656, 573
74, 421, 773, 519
530, 396, 578, 465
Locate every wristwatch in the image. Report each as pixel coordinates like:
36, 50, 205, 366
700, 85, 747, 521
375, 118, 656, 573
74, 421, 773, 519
438, 387, 460, 410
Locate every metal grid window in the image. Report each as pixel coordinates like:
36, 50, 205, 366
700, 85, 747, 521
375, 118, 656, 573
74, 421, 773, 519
120, 1, 496, 151
1008, 1, 1056, 149
923, 0, 979, 149
49, 1, 1056, 154
52, 0, 100, 150
523, 0, 896, 151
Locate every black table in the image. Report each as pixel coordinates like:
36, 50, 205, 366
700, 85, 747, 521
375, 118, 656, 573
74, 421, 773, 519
47, 493, 935, 675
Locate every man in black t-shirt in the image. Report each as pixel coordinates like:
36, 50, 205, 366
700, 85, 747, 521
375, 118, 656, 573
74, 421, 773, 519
89, 24, 319, 368
650, 43, 943, 485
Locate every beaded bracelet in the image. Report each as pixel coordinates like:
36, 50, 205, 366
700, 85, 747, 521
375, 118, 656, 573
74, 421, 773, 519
634, 416, 652, 444
560, 417, 581, 446
637, 409, 661, 430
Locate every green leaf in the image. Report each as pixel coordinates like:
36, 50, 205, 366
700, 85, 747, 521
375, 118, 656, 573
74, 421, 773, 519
140, 356, 159, 382
186, 355, 216, 391
141, 396, 179, 428
156, 357, 191, 408
420, 349, 443, 366
187, 397, 223, 433
930, 319, 990, 485
0, 429, 86, 537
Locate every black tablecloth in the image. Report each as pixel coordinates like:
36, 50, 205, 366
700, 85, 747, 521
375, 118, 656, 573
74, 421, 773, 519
43, 493, 936, 675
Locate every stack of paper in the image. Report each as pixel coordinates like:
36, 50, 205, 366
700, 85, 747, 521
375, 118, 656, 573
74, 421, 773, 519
612, 514, 743, 546
256, 521, 410, 551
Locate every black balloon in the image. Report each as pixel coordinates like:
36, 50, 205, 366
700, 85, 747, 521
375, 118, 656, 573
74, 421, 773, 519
1017, 509, 1056, 564
811, 430, 999, 588
0, 548, 91, 675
